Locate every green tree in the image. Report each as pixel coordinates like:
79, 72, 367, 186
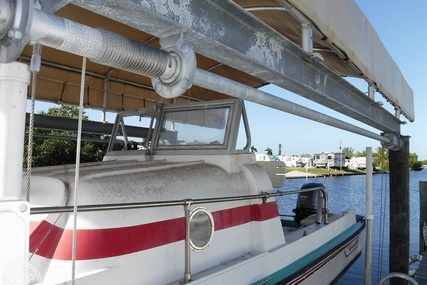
265, 147, 273, 155
409, 153, 423, 171
373, 146, 389, 171
42, 105, 83, 119
250, 145, 258, 153
354, 150, 367, 157
24, 105, 109, 167
300, 153, 311, 158
342, 147, 354, 158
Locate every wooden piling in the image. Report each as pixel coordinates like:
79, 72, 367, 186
389, 136, 410, 285
420, 181, 427, 255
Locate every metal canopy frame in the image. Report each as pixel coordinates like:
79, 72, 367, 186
0, 0, 409, 147
72, 0, 401, 134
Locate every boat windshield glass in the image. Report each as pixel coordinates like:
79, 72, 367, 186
157, 106, 230, 148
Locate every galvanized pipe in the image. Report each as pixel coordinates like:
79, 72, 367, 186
301, 23, 313, 54
281, 1, 325, 40
102, 69, 114, 123
368, 83, 375, 100
193, 68, 392, 145
364, 147, 373, 285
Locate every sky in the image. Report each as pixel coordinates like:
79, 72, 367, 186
26, 1, 427, 160
243, 0, 427, 160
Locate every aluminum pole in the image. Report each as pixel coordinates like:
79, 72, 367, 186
184, 201, 192, 283
193, 69, 392, 144
364, 147, 373, 285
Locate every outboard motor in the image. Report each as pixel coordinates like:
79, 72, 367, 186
293, 183, 325, 225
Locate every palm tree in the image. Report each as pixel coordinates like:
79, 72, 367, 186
265, 147, 273, 155
342, 147, 354, 158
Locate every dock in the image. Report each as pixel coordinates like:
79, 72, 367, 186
415, 182, 427, 284
414, 250, 427, 284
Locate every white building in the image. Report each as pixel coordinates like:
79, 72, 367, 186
277, 155, 304, 167
313, 152, 345, 169
255, 153, 275, 161
348, 156, 374, 170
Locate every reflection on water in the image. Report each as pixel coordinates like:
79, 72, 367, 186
276, 170, 426, 285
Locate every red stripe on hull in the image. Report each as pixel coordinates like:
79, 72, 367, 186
30, 202, 278, 260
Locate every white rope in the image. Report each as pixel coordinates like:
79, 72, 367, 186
72, 56, 87, 284
26, 44, 42, 202
376, 164, 389, 284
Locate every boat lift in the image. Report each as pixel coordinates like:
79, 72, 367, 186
0, 0, 414, 284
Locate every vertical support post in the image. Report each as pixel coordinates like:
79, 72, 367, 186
389, 136, 410, 285
184, 200, 192, 283
364, 147, 373, 285
315, 190, 323, 224
0, 62, 32, 283
102, 76, 108, 123
301, 23, 313, 54
0, 62, 31, 198
420, 181, 427, 255
101, 69, 114, 123
368, 83, 375, 100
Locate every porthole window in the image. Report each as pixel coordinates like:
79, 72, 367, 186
189, 207, 214, 252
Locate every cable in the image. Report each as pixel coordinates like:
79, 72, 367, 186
377, 167, 389, 283
71, 56, 87, 284
26, 44, 42, 202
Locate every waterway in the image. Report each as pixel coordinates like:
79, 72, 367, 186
276, 170, 427, 284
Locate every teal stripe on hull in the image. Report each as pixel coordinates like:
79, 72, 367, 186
252, 217, 365, 285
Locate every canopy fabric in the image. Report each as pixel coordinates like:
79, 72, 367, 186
287, 0, 414, 121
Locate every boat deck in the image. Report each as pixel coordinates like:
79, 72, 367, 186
414, 250, 427, 284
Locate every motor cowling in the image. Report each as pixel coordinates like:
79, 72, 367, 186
293, 183, 325, 225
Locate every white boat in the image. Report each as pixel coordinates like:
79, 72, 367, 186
25, 99, 364, 284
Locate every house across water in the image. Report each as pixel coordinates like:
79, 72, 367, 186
313, 152, 345, 169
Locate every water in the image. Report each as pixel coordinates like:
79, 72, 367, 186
276, 170, 427, 284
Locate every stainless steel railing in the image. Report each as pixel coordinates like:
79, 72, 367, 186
30, 186, 328, 283
30, 186, 329, 221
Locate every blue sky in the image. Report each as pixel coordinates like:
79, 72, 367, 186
28, 1, 426, 160
245, 0, 427, 160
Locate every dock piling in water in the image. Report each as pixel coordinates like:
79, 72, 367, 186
389, 136, 410, 285
420, 182, 427, 255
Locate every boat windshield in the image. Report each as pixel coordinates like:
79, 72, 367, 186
156, 106, 231, 149
104, 99, 249, 157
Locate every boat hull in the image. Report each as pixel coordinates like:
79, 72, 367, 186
268, 217, 365, 285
